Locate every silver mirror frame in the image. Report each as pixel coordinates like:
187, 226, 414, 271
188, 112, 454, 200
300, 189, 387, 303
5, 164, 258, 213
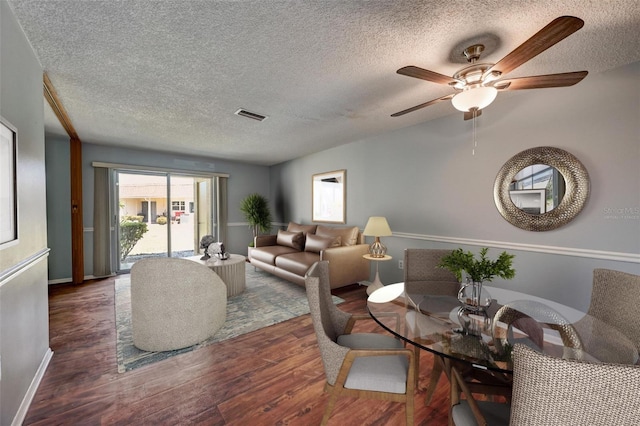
494, 146, 590, 231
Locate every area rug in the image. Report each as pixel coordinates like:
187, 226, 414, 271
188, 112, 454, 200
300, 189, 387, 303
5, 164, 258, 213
115, 263, 343, 373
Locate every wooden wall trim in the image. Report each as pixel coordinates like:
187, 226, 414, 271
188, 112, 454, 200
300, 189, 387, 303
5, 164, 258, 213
43, 73, 84, 284
43, 73, 78, 140
70, 137, 84, 283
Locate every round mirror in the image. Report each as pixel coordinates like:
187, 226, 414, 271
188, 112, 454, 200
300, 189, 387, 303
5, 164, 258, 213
494, 147, 589, 231
508, 164, 566, 215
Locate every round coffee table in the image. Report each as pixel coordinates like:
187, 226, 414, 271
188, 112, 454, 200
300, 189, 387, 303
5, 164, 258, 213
186, 254, 246, 297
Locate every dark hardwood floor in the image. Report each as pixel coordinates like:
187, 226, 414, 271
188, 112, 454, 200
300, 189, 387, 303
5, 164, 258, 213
24, 276, 450, 425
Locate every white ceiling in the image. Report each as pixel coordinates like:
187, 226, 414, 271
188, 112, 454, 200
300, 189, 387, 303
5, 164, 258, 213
7, 0, 640, 166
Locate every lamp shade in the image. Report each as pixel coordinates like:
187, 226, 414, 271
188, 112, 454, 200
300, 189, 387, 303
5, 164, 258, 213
451, 86, 498, 112
363, 216, 392, 236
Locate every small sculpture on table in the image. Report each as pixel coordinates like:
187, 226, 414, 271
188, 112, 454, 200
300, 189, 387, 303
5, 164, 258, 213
199, 235, 216, 260
208, 242, 229, 260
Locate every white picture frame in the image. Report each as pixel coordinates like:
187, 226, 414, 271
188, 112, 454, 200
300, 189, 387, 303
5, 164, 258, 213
312, 169, 346, 223
0, 116, 18, 245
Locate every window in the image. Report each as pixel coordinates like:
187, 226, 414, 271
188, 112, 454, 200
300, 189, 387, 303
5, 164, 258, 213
171, 201, 185, 211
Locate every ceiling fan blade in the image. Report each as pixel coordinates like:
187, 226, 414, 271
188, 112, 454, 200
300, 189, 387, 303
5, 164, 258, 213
489, 16, 584, 76
391, 93, 455, 117
397, 66, 458, 85
494, 71, 588, 90
463, 109, 483, 121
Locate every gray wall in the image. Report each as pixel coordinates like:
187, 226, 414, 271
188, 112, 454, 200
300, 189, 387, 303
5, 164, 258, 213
45, 135, 72, 280
0, 1, 51, 424
271, 62, 640, 311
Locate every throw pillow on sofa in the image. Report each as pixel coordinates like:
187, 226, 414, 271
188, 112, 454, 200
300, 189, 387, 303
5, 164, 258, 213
287, 222, 317, 236
316, 225, 359, 246
304, 234, 341, 253
277, 229, 305, 251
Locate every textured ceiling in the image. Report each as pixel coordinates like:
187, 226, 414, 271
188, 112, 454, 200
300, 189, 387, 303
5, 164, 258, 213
7, 0, 640, 166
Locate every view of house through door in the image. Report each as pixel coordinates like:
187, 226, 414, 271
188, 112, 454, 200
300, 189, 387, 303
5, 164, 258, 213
117, 171, 213, 272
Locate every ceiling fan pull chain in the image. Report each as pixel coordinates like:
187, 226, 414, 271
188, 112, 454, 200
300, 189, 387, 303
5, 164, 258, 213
472, 108, 478, 156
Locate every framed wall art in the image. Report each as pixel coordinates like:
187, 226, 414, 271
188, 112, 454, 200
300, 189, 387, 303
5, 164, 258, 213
0, 116, 17, 245
312, 169, 346, 223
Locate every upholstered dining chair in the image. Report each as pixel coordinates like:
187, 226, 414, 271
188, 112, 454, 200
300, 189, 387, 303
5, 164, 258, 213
305, 261, 416, 425
449, 362, 511, 426
492, 300, 584, 360
586, 268, 640, 353
404, 248, 460, 296
404, 248, 459, 404
510, 344, 640, 425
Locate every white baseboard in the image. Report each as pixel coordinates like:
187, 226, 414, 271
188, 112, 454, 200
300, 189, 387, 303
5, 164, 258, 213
48, 273, 117, 285
12, 348, 53, 426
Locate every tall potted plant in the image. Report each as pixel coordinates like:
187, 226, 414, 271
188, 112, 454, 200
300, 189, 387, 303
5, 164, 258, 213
439, 247, 515, 310
240, 193, 272, 258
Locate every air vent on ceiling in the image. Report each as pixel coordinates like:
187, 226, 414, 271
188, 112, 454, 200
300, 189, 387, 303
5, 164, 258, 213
234, 108, 268, 122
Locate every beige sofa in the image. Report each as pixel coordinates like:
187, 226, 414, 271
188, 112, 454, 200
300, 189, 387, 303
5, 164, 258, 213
250, 222, 370, 289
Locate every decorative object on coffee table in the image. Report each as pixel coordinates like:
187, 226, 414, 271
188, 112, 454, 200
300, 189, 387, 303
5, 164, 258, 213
199, 234, 216, 260
208, 241, 229, 260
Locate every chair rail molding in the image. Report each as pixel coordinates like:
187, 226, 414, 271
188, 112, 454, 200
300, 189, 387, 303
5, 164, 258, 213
227, 224, 638, 263
392, 232, 640, 264
0, 248, 50, 287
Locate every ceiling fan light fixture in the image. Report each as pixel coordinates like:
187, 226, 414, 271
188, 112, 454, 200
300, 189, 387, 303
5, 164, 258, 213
451, 86, 498, 112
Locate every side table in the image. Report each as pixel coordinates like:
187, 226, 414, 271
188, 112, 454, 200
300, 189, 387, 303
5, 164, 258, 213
363, 254, 392, 295
186, 254, 246, 297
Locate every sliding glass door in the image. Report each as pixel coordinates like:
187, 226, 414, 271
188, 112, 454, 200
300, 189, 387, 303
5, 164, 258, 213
116, 171, 214, 272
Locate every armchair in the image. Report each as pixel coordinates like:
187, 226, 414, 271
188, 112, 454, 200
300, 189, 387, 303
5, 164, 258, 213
130, 257, 227, 351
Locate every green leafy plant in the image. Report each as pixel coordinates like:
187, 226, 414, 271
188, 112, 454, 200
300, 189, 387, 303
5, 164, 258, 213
240, 193, 272, 245
119, 219, 148, 261
438, 247, 515, 283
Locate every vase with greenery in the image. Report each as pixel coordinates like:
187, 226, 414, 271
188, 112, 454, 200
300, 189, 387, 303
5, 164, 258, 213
439, 248, 515, 312
240, 193, 272, 247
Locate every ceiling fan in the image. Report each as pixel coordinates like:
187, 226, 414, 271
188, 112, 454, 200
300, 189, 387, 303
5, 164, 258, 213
391, 16, 588, 120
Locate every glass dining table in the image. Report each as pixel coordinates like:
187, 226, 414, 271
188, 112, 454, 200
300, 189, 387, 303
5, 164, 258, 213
367, 282, 639, 375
